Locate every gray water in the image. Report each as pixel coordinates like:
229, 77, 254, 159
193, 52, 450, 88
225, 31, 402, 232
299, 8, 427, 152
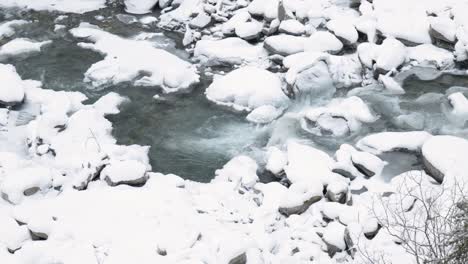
2, 6, 468, 182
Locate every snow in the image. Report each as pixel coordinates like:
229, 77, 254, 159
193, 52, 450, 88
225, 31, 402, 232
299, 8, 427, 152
1, 166, 54, 204
212, 156, 258, 188
246, 105, 283, 124
322, 221, 346, 250
279, 19, 305, 36
124, 0, 158, 14
326, 19, 358, 44
205, 66, 289, 112
422, 135, 468, 182
429, 16, 457, 43
407, 44, 455, 69
265, 146, 287, 175
0, 64, 26, 106
100, 160, 148, 186
235, 21, 262, 40
0, 20, 29, 39
264, 35, 305, 56
0, 38, 51, 58
193, 37, 268, 66
378, 74, 405, 95
70, 23, 199, 93
357, 131, 433, 155
0, 0, 106, 13
303, 31, 343, 53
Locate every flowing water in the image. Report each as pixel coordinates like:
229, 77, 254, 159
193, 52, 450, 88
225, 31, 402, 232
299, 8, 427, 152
2, 6, 468, 182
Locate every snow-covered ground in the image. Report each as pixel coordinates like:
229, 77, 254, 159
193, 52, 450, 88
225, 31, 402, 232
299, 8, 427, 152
1, 0, 468, 263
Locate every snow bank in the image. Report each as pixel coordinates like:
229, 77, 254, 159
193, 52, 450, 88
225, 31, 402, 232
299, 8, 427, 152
0, 38, 51, 58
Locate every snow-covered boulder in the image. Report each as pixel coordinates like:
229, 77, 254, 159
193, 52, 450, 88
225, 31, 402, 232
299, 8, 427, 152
357, 131, 433, 155
422, 135, 468, 183
189, 12, 211, 29
278, 182, 322, 216
194, 37, 267, 66
101, 160, 149, 186
358, 38, 407, 73
205, 66, 289, 112
429, 16, 457, 43
212, 156, 258, 188
0, 64, 26, 106
70, 23, 199, 93
303, 31, 343, 54
407, 44, 455, 69
322, 221, 346, 256
265, 146, 287, 176
124, 0, 158, 14
235, 21, 263, 40
0, 38, 51, 58
264, 35, 305, 56
278, 19, 305, 36
326, 19, 358, 45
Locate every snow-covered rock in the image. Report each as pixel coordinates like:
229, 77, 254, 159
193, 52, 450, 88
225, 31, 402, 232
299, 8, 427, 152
445, 92, 468, 125
422, 135, 468, 183
264, 35, 305, 56
301, 96, 378, 137
0, 38, 51, 58
235, 21, 263, 40
357, 131, 433, 155
205, 66, 289, 112
0, 20, 29, 39
407, 44, 455, 69
0, 64, 26, 106
429, 16, 457, 43
70, 23, 199, 92
194, 37, 268, 66
124, 0, 158, 14
303, 31, 343, 54
278, 19, 305, 36
212, 156, 258, 188
326, 19, 358, 45
101, 160, 149, 186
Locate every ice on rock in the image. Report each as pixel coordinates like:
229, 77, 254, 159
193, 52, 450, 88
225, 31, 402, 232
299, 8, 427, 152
0, 0, 106, 13
378, 74, 405, 95
246, 105, 283, 124
205, 66, 289, 112
422, 135, 468, 183
101, 160, 149, 186
0, 38, 51, 58
194, 37, 268, 66
212, 155, 258, 188
301, 96, 378, 137
124, 0, 158, 14
0, 64, 26, 106
445, 92, 468, 125
278, 19, 305, 36
264, 35, 306, 56
357, 131, 433, 155
70, 23, 199, 92
303, 31, 343, 54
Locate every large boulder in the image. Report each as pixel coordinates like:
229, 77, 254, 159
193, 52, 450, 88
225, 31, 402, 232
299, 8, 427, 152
101, 160, 149, 186
421, 136, 468, 183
